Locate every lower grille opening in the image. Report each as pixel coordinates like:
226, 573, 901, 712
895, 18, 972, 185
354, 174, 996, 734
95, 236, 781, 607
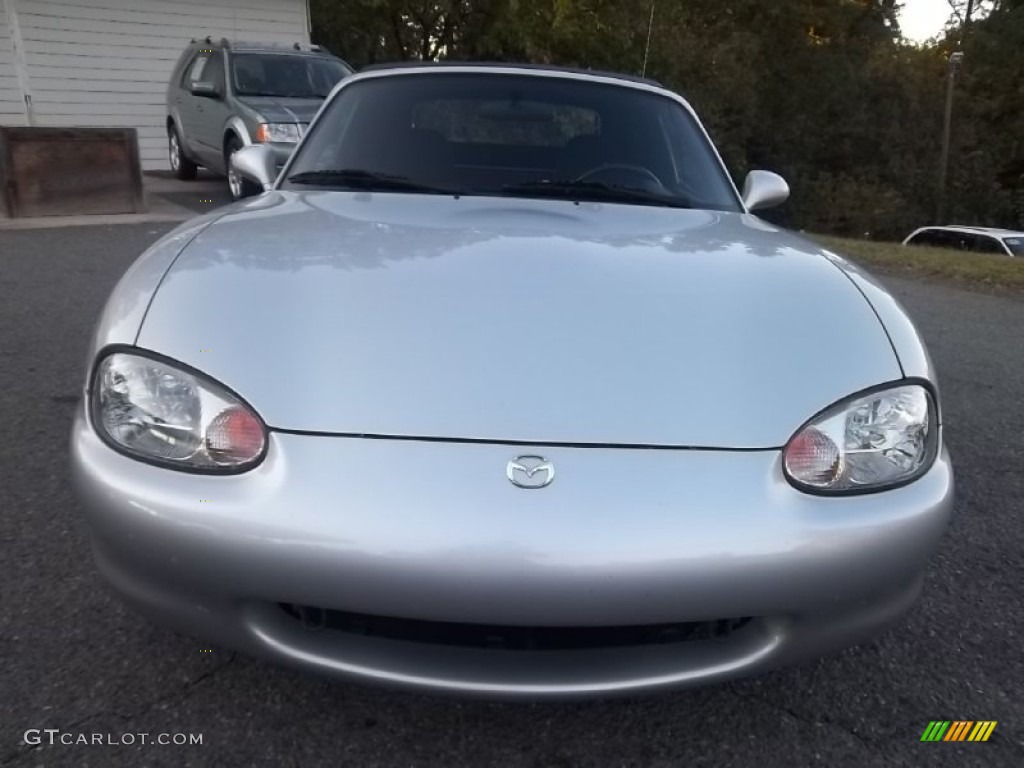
279, 604, 753, 651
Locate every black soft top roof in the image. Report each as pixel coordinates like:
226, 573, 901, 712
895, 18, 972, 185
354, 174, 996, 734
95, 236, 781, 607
358, 60, 664, 88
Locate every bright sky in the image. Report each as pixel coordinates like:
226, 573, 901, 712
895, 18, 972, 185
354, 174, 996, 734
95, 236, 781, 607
899, 0, 953, 43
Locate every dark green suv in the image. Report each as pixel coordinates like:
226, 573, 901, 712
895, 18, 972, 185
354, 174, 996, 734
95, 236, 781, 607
166, 38, 352, 199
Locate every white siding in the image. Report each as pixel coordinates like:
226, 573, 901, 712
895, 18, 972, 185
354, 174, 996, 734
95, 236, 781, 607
0, 2, 29, 124
5, 0, 309, 169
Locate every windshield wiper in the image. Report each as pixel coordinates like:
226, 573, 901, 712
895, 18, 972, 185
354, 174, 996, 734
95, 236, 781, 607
500, 179, 691, 209
286, 169, 460, 195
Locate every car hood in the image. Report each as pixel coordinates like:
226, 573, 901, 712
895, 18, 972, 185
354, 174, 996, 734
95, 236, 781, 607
236, 96, 323, 123
137, 192, 903, 448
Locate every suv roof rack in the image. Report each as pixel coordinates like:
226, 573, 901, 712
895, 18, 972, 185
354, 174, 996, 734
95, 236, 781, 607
227, 40, 326, 53
186, 36, 230, 47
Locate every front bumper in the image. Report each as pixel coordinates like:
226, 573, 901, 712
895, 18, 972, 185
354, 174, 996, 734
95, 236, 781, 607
70, 405, 954, 699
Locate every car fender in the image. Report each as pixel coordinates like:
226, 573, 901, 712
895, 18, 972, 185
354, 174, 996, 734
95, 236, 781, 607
81, 212, 227, 394
166, 107, 187, 140
816, 249, 940, 409
225, 116, 253, 148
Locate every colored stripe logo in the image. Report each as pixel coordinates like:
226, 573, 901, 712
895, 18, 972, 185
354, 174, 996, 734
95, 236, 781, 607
921, 721, 997, 742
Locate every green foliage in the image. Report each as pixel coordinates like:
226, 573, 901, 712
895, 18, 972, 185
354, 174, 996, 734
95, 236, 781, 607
816, 234, 1024, 291
309, 0, 1024, 237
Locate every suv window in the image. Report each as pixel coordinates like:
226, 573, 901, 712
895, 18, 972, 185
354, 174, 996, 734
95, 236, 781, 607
231, 54, 349, 99
950, 234, 1007, 256
204, 52, 225, 92
907, 229, 951, 248
183, 53, 211, 88
1004, 237, 1024, 256
966, 234, 1006, 254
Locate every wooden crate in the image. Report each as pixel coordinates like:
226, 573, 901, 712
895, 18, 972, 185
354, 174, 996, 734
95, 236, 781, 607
0, 127, 145, 218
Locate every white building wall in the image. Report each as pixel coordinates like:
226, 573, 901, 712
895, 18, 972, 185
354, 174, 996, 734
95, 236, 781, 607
0, 0, 29, 124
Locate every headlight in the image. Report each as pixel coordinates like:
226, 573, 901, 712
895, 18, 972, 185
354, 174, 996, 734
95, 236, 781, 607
255, 123, 301, 143
783, 383, 938, 494
91, 351, 266, 472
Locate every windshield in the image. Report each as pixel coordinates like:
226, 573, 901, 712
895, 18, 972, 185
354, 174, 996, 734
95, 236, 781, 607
1004, 237, 1024, 256
231, 54, 350, 99
284, 72, 742, 212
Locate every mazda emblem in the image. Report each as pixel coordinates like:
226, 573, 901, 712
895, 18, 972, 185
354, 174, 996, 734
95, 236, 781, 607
507, 456, 555, 489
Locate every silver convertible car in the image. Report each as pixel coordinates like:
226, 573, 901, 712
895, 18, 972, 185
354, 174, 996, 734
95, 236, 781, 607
70, 63, 954, 699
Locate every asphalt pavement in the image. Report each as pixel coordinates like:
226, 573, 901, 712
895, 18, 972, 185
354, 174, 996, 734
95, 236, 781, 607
1, 221, 1022, 768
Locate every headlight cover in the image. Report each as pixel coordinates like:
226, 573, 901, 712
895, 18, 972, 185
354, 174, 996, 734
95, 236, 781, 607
91, 351, 267, 472
783, 383, 938, 494
255, 123, 301, 143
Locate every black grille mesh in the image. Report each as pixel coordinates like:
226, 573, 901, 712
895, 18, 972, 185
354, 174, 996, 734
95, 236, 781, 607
279, 604, 753, 651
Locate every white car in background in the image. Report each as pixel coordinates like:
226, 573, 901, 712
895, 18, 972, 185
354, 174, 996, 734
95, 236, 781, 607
903, 225, 1024, 257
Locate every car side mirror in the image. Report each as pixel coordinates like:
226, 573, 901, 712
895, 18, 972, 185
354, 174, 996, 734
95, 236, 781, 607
190, 81, 220, 98
742, 170, 790, 211
230, 144, 277, 192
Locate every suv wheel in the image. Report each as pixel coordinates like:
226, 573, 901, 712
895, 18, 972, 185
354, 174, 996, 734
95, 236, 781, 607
168, 125, 198, 180
225, 136, 262, 201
